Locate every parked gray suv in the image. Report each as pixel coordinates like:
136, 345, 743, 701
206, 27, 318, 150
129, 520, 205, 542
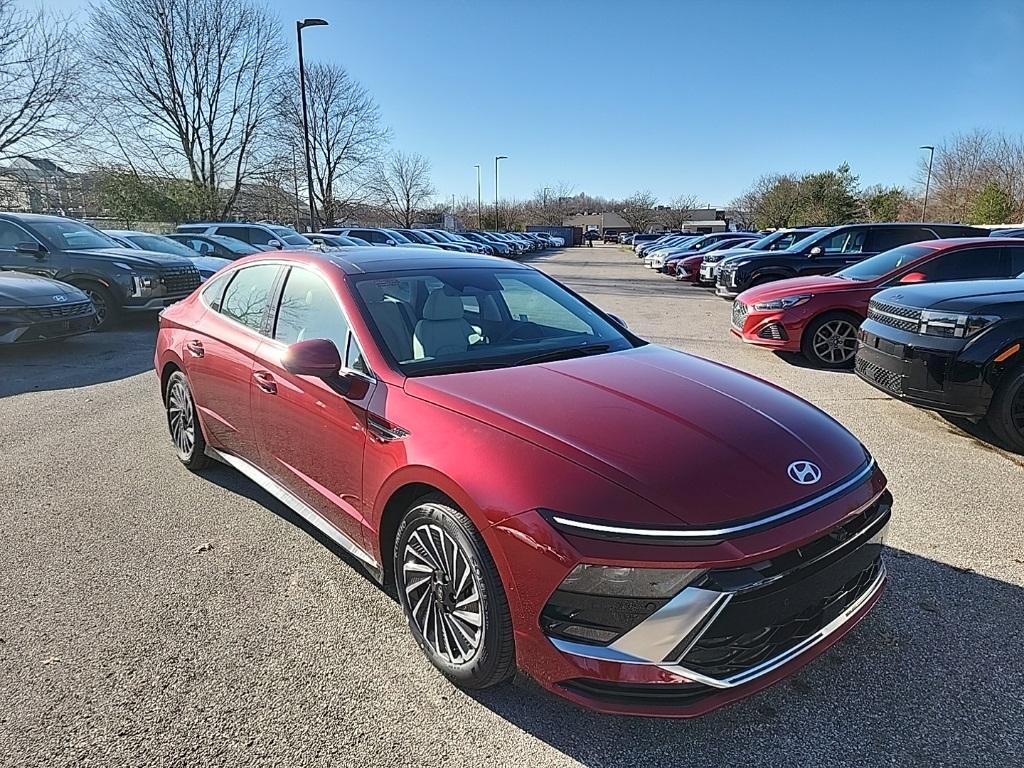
176, 222, 315, 251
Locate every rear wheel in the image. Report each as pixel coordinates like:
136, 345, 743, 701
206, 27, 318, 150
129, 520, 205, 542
394, 496, 515, 690
165, 371, 209, 471
801, 312, 860, 369
77, 282, 120, 331
987, 367, 1024, 453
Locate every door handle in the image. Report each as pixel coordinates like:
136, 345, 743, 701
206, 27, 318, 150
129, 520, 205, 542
253, 370, 277, 395
186, 340, 204, 358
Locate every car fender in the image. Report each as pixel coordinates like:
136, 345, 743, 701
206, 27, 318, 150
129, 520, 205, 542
60, 270, 117, 291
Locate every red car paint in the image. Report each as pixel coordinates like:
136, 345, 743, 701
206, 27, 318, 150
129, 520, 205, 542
155, 248, 889, 717
732, 238, 1023, 352
673, 254, 706, 282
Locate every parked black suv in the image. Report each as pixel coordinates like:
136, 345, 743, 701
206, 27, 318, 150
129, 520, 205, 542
856, 265, 1024, 451
0, 213, 200, 328
715, 223, 987, 298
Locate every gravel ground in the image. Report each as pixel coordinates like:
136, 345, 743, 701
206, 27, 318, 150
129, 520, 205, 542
1, 244, 1021, 767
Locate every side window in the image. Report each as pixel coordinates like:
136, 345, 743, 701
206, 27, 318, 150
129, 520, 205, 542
0, 221, 28, 250
215, 226, 247, 243
497, 276, 592, 333
183, 237, 211, 254
273, 267, 350, 353
917, 248, 1008, 282
1008, 247, 1024, 276
247, 227, 273, 246
199, 270, 233, 312
818, 229, 866, 254
869, 227, 932, 252
220, 264, 280, 331
345, 334, 369, 375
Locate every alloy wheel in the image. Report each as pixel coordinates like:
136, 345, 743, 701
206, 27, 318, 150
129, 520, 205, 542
812, 319, 858, 365
85, 288, 108, 326
402, 517, 483, 665
167, 379, 196, 459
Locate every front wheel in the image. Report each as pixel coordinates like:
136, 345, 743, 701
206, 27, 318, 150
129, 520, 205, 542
77, 282, 120, 331
801, 312, 860, 369
987, 368, 1024, 453
394, 497, 515, 690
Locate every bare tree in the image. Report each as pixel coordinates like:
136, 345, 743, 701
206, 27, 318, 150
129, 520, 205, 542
279, 62, 389, 227
618, 190, 658, 232
0, 0, 80, 161
85, 0, 286, 219
660, 193, 700, 230
370, 151, 435, 228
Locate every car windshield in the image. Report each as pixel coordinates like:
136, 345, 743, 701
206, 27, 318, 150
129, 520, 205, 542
35, 220, 120, 250
699, 238, 752, 253
353, 267, 636, 376
835, 244, 935, 281
271, 226, 312, 246
127, 234, 198, 257
384, 229, 412, 244
748, 230, 813, 251
208, 235, 260, 254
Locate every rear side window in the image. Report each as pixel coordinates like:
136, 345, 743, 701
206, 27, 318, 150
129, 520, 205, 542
869, 227, 934, 252
917, 248, 1008, 281
214, 225, 248, 242
199, 271, 231, 311
220, 264, 280, 332
273, 267, 350, 353
1008, 247, 1024, 276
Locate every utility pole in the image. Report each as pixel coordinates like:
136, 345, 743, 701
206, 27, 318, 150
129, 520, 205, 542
920, 145, 935, 221
495, 155, 507, 230
474, 164, 482, 229
296, 18, 328, 232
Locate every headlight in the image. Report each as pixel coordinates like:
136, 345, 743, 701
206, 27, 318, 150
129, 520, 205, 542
559, 564, 705, 598
918, 310, 999, 338
753, 294, 813, 311
130, 275, 157, 297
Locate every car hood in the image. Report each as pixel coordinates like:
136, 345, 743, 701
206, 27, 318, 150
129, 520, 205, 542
71, 247, 195, 269
875, 279, 1024, 312
737, 275, 860, 303
0, 271, 88, 305
405, 345, 869, 527
190, 255, 232, 274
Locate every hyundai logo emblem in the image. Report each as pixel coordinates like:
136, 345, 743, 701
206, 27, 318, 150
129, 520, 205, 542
53, 294, 67, 302
787, 461, 822, 485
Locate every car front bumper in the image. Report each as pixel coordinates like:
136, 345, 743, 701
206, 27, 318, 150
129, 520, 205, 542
730, 302, 805, 352
0, 312, 97, 344
485, 468, 891, 717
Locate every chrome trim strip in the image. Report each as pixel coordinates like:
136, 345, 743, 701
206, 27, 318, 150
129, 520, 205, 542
611, 588, 731, 664
550, 563, 886, 690
550, 458, 875, 540
205, 446, 380, 571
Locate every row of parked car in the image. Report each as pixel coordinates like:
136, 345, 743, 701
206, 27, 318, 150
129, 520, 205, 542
626, 224, 1024, 452
0, 211, 564, 343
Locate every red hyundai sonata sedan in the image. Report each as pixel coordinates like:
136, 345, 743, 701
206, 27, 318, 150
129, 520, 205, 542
155, 247, 891, 717
732, 238, 1024, 368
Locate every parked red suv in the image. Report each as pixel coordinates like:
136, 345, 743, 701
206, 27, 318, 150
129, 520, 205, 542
732, 238, 1024, 368
155, 248, 891, 717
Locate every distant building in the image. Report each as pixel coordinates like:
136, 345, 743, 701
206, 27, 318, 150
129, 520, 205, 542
0, 156, 86, 215
562, 208, 729, 234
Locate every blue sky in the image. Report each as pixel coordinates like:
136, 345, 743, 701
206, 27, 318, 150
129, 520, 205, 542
54, 0, 1024, 206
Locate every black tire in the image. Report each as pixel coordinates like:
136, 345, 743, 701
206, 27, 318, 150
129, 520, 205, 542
394, 495, 515, 690
164, 370, 210, 471
987, 367, 1024, 453
76, 282, 120, 331
801, 311, 861, 369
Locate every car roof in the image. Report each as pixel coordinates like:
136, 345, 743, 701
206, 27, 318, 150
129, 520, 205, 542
925, 236, 1022, 248
0, 212, 87, 224
321, 246, 528, 275
104, 229, 153, 237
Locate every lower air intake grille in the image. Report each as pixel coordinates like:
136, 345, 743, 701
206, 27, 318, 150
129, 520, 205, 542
757, 323, 787, 341
855, 356, 903, 395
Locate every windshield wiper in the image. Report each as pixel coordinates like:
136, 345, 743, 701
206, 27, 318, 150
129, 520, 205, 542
512, 343, 612, 367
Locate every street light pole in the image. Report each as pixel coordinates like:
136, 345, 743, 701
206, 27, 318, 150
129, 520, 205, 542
297, 18, 328, 233
920, 145, 935, 222
495, 155, 507, 230
474, 164, 482, 229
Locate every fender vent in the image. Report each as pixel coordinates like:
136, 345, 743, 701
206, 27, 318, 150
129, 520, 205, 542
366, 415, 409, 442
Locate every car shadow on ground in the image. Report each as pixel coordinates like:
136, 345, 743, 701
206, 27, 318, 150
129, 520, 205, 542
469, 550, 1024, 767
772, 350, 856, 374
938, 413, 1024, 463
0, 315, 158, 398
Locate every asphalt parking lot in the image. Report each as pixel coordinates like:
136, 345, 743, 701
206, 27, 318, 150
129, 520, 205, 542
1, 244, 1022, 768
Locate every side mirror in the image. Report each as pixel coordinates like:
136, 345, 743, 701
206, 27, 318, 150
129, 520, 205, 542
608, 313, 628, 329
268, 239, 283, 249
386, 239, 397, 246
16, 241, 44, 257
282, 338, 341, 378
898, 271, 928, 284
808, 246, 824, 257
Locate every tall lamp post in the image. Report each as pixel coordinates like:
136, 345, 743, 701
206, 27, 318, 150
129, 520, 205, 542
494, 155, 507, 230
474, 164, 482, 228
920, 145, 935, 222
296, 18, 328, 232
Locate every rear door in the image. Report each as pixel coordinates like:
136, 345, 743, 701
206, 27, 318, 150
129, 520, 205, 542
185, 263, 282, 463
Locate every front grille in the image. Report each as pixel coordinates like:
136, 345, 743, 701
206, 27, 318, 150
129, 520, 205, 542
680, 558, 882, 680
856, 356, 903, 395
758, 323, 787, 341
731, 301, 748, 328
26, 301, 94, 321
160, 266, 201, 295
868, 299, 921, 332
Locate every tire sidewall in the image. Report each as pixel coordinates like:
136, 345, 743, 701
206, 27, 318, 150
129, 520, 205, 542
989, 368, 1024, 453
165, 370, 207, 469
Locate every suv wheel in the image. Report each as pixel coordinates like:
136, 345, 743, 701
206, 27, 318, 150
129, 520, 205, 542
394, 497, 515, 690
802, 312, 860, 369
78, 282, 119, 331
987, 367, 1024, 453
165, 371, 209, 470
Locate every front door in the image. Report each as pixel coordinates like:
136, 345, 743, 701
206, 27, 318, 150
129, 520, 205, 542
0, 220, 58, 278
250, 265, 373, 548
